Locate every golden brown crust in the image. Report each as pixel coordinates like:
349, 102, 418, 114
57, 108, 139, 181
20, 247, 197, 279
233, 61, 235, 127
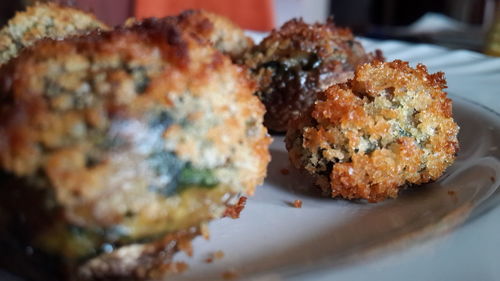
0, 2, 109, 65
286, 60, 459, 202
241, 18, 384, 132
0, 25, 269, 229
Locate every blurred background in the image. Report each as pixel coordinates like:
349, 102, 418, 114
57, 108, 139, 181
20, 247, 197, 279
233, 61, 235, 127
1, 0, 500, 55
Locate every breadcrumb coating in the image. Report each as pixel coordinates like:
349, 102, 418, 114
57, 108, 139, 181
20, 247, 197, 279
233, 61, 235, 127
286, 60, 459, 202
125, 9, 253, 60
0, 20, 270, 278
241, 18, 383, 132
0, 2, 109, 65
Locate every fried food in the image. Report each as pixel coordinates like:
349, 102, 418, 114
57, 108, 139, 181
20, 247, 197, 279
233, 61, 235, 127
286, 60, 459, 202
0, 2, 109, 65
241, 18, 383, 132
125, 9, 253, 60
0, 20, 270, 280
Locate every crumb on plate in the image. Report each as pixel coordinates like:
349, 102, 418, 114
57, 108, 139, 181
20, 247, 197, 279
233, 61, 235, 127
222, 270, 239, 280
223, 196, 248, 219
292, 200, 303, 208
205, 250, 225, 263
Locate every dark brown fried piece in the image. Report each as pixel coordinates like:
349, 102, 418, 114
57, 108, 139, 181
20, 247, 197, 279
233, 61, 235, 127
286, 60, 459, 202
125, 9, 253, 60
241, 18, 383, 132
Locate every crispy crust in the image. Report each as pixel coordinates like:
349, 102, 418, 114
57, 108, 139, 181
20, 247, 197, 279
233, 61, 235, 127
223, 196, 247, 219
125, 9, 253, 60
286, 60, 459, 202
0, 2, 109, 65
0, 21, 270, 279
241, 18, 383, 132
0, 23, 269, 229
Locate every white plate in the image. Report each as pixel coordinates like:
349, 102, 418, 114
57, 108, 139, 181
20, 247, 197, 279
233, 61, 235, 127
2, 39, 500, 281
169, 97, 500, 281
166, 38, 500, 281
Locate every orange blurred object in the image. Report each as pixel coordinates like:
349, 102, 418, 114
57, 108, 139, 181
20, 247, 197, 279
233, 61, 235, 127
135, 0, 275, 31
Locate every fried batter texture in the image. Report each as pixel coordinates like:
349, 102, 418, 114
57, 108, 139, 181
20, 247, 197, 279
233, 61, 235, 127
0, 2, 109, 65
242, 18, 383, 132
0, 21, 269, 279
286, 60, 459, 202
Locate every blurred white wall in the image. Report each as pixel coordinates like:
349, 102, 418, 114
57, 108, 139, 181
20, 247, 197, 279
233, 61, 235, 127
274, 0, 330, 26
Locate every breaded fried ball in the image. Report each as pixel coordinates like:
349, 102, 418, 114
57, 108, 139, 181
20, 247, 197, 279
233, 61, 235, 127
286, 60, 459, 202
0, 21, 269, 279
241, 18, 383, 132
125, 9, 253, 60
0, 2, 109, 65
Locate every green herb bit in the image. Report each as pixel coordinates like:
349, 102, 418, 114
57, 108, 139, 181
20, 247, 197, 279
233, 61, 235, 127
178, 166, 218, 188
